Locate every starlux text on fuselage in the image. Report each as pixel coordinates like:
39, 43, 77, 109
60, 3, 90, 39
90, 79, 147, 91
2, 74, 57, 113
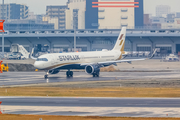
59, 55, 80, 61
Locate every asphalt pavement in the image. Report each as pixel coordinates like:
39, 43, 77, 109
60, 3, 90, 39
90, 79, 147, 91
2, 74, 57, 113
0, 71, 180, 87
1, 71, 180, 117
1, 97, 180, 117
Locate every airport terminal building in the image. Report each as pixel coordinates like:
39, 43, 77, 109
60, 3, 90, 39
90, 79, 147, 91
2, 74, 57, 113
0, 28, 180, 56
0, 0, 180, 56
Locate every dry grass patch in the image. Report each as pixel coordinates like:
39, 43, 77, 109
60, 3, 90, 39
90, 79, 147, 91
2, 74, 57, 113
1, 87, 180, 97
100, 65, 117, 72
0, 114, 179, 120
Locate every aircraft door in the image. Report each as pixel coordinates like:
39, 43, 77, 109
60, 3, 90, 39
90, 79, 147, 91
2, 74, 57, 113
50, 55, 56, 65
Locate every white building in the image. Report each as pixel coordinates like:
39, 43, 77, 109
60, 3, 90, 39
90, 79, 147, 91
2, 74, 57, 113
98, 0, 135, 29
66, 0, 144, 29
66, 0, 86, 29
156, 5, 170, 17
46, 6, 67, 29
43, 16, 59, 29
28, 12, 37, 20
161, 18, 180, 29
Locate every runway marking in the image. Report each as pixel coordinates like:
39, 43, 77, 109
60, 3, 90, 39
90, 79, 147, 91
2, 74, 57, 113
2, 105, 180, 117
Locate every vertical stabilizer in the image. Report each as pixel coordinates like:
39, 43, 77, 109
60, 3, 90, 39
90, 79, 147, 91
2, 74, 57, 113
112, 27, 126, 51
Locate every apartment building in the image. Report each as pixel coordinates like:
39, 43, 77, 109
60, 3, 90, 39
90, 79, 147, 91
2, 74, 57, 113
46, 5, 67, 29
0, 3, 28, 20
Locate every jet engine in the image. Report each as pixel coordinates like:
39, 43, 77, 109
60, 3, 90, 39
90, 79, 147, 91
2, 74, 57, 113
49, 69, 60, 74
85, 65, 100, 75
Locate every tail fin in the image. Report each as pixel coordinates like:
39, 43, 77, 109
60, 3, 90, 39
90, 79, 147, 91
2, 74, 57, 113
112, 27, 126, 51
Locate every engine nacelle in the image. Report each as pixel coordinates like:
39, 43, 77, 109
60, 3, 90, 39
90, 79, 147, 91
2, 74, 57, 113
85, 65, 100, 75
49, 69, 60, 74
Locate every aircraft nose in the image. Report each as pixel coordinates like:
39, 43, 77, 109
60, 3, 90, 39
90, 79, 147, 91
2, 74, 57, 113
34, 62, 41, 69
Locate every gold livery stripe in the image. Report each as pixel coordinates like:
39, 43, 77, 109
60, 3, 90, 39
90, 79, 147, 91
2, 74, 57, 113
122, 51, 125, 54
120, 42, 125, 51
119, 40, 123, 46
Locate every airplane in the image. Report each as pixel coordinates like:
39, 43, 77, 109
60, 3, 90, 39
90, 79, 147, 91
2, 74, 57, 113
33, 27, 156, 78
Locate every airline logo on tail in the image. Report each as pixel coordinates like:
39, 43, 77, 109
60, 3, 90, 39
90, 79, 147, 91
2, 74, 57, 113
119, 40, 123, 46
119, 34, 124, 40
111, 27, 126, 52
119, 34, 124, 46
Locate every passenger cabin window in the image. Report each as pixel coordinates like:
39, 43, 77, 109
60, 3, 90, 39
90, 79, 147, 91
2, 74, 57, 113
36, 58, 48, 61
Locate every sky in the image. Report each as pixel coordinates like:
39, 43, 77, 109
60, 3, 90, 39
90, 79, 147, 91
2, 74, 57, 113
3, 0, 180, 16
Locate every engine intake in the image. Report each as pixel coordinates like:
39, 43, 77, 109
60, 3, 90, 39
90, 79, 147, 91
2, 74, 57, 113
85, 65, 100, 75
49, 69, 60, 74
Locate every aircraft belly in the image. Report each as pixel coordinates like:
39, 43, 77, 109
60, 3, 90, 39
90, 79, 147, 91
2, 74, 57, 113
51, 59, 83, 70
56, 64, 85, 70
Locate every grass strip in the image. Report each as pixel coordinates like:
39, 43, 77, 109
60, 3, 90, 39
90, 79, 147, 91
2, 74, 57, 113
1, 87, 180, 97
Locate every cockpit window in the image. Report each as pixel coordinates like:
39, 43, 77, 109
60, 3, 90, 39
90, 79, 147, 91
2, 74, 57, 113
36, 58, 48, 61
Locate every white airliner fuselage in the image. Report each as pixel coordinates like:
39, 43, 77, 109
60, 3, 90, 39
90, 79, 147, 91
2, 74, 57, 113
34, 27, 152, 78
34, 50, 122, 70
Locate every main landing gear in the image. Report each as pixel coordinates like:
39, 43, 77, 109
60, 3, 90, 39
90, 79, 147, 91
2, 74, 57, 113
44, 70, 73, 79
92, 72, 99, 77
44, 70, 99, 78
66, 70, 73, 78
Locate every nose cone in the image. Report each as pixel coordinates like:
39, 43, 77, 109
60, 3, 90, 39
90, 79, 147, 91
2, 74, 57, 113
34, 61, 42, 69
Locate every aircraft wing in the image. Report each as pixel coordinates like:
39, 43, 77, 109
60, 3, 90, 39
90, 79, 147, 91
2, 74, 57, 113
80, 58, 146, 66
81, 49, 157, 66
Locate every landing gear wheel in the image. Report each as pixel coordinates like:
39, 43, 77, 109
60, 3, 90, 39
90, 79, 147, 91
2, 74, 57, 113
66, 71, 73, 78
69, 71, 73, 77
44, 75, 48, 79
93, 74, 96, 77
93, 73, 99, 77
44, 71, 49, 79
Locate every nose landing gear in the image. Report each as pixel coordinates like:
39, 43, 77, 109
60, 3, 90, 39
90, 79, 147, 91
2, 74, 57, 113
44, 71, 49, 79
